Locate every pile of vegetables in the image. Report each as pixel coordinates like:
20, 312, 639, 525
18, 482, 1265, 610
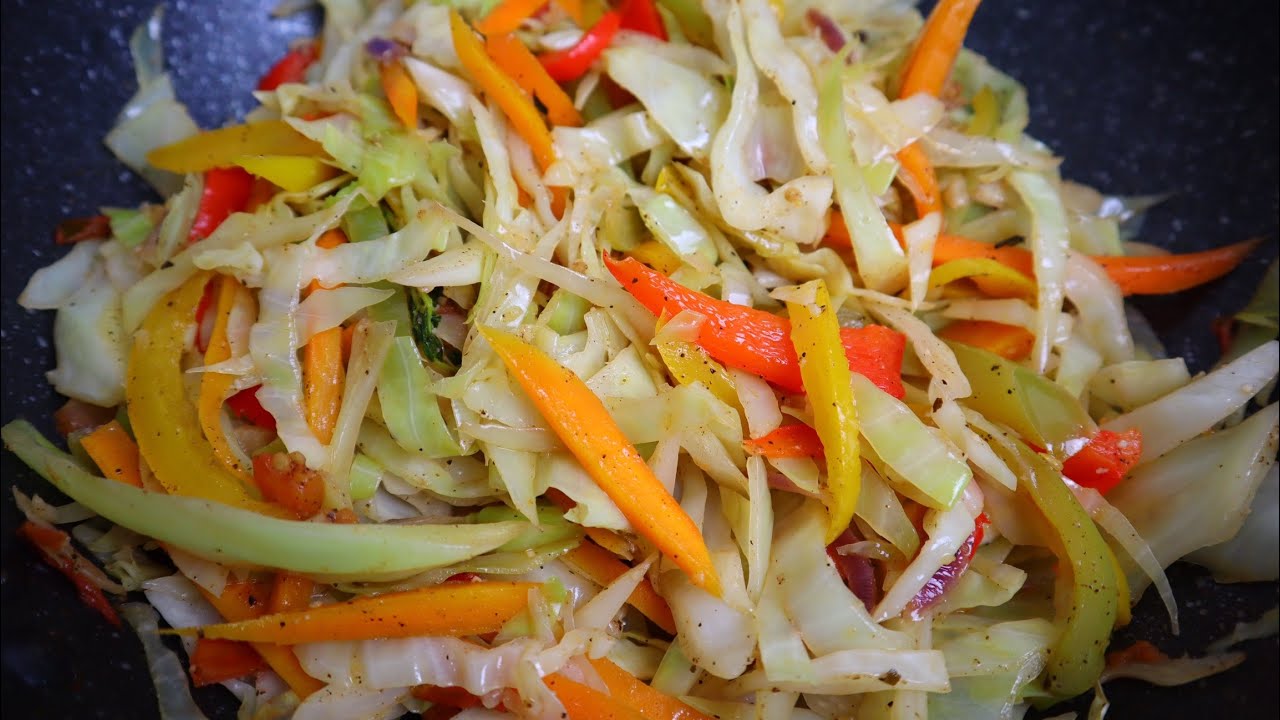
7, 0, 1276, 719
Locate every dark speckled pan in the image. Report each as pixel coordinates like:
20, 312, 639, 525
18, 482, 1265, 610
2, 1, 1275, 717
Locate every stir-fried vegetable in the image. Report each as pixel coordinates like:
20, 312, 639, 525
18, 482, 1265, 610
7, 2, 1276, 717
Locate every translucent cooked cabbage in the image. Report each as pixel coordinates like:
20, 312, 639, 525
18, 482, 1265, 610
6, 2, 1275, 719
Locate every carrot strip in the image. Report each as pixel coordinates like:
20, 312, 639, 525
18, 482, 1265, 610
1090, 238, 1261, 295
451, 10, 557, 171
938, 320, 1034, 361
80, 420, 142, 487
743, 424, 824, 460
898, 0, 983, 99
589, 658, 714, 720
895, 143, 942, 218
198, 581, 325, 698
269, 572, 314, 614
562, 541, 677, 633
189, 638, 268, 686
303, 229, 348, 444
545, 674, 650, 720
380, 60, 420, 129
251, 452, 326, 520
480, 326, 721, 597
192, 582, 536, 644
485, 34, 584, 127
476, 0, 548, 35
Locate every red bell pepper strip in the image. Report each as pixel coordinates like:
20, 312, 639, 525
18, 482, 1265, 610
604, 255, 906, 397
743, 424, 825, 460
189, 638, 268, 686
17, 521, 120, 626
189, 167, 255, 244
619, 0, 668, 40
226, 385, 277, 431
54, 214, 112, 245
257, 41, 320, 91
1061, 429, 1143, 495
539, 10, 622, 82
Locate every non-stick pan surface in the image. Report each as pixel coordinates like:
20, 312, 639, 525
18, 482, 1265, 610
2, 1, 1276, 717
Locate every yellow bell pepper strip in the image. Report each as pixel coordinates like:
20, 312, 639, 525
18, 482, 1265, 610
893, 0, 982, 218
198, 273, 257, 479
188, 582, 537, 644
1106, 544, 1132, 629
485, 33, 584, 128
655, 0, 713, 47
928, 257, 1037, 299
538, 10, 622, 82
79, 420, 143, 487
198, 580, 324, 698
476, 0, 548, 35
17, 521, 121, 626
2, 419, 531, 576
545, 674, 651, 720
784, 280, 861, 544
588, 658, 714, 720
967, 84, 999, 136
605, 256, 907, 398
1003, 440, 1118, 699
947, 340, 1095, 456
938, 319, 1034, 361
656, 339, 740, 412
147, 119, 324, 174
379, 59, 420, 129
628, 239, 683, 275
303, 229, 348, 445
562, 540, 677, 633
232, 155, 340, 193
128, 273, 286, 515
480, 326, 722, 597
450, 10, 558, 172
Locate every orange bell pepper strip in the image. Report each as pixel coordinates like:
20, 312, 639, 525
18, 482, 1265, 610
380, 59, 420, 129
480, 326, 721, 597
198, 580, 324, 698
17, 521, 120, 626
938, 320, 1034, 361
450, 10, 557, 172
545, 674, 650, 720
79, 420, 143, 487
743, 423, 825, 461
189, 638, 268, 686
561, 541, 676, 633
605, 255, 906, 398
485, 34, 584, 128
198, 274, 257, 480
476, 0, 548, 35
588, 658, 713, 720
190, 582, 537, 644
1061, 428, 1143, 495
303, 229, 348, 444
1089, 238, 1262, 295
893, 0, 982, 218
269, 572, 315, 613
